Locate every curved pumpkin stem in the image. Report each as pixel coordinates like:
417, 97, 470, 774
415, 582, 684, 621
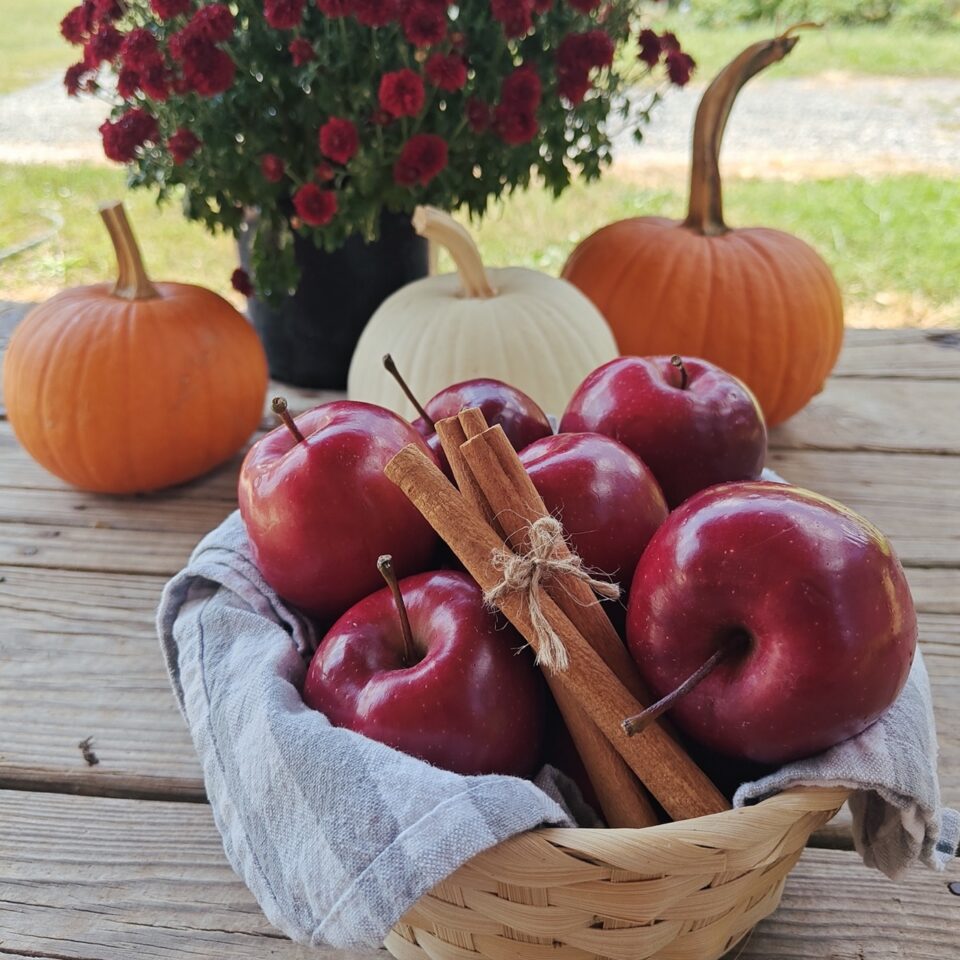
684, 24, 817, 236
99, 201, 159, 300
412, 206, 495, 299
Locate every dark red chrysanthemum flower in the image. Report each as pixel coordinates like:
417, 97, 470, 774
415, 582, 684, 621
100, 108, 159, 163
92, 0, 122, 20
491, 0, 534, 38
319, 117, 359, 165
556, 30, 614, 105
190, 4, 235, 42
352, 0, 399, 27
378, 68, 425, 118
121, 28, 160, 70
316, 0, 351, 15
168, 127, 201, 164
466, 97, 490, 132
493, 103, 538, 145
665, 49, 695, 86
289, 38, 314, 65
170, 31, 236, 96
64, 62, 90, 96
425, 52, 467, 92
393, 133, 447, 187
264, 0, 306, 29
315, 161, 335, 181
116, 67, 140, 98
637, 28, 661, 68
501, 64, 542, 109
261, 153, 285, 182
402, 3, 446, 47
660, 31, 681, 53
151, 0, 191, 19
84, 23, 123, 67
293, 183, 338, 226
60, 6, 89, 44
231, 268, 253, 296
140, 60, 171, 100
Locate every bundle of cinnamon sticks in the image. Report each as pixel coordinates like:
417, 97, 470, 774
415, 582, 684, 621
385, 409, 728, 827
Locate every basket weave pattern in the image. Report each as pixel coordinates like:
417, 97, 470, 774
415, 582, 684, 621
387, 786, 848, 960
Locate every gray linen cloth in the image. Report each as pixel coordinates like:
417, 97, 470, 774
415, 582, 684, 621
157, 510, 958, 949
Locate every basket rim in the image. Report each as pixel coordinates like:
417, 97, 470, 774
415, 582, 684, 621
535, 784, 849, 841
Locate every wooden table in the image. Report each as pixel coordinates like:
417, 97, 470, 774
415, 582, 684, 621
1, 303, 958, 958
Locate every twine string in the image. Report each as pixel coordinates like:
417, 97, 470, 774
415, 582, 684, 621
483, 516, 620, 673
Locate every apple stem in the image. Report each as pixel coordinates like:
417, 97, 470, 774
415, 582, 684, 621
621, 633, 749, 737
272, 397, 306, 444
670, 355, 689, 390
383, 354, 435, 430
378, 554, 414, 667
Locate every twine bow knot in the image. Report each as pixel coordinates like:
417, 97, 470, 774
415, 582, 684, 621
483, 515, 620, 673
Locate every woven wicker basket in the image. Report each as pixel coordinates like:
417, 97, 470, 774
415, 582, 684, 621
386, 785, 848, 960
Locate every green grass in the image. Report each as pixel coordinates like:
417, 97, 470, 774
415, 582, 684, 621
2, 163, 958, 325
0, 0, 74, 95
647, 13, 960, 80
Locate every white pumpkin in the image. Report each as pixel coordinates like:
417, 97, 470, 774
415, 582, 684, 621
347, 206, 619, 419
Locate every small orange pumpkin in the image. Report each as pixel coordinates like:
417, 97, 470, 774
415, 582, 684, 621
3, 202, 268, 493
562, 28, 843, 427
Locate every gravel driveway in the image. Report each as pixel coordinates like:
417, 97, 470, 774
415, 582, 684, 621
1, 72, 958, 174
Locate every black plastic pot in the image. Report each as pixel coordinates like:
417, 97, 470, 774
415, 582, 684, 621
240, 211, 428, 389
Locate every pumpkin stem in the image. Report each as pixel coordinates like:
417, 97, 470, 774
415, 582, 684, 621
621, 631, 751, 737
683, 24, 816, 237
378, 554, 414, 667
382, 354, 435, 430
99, 201, 160, 300
412, 206, 496, 300
272, 397, 306, 444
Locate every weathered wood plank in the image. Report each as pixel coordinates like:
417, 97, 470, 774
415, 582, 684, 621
0, 789, 367, 960
767, 448, 960, 568
0, 520, 204, 575
1, 444, 957, 572
835, 328, 960, 380
1, 563, 956, 807
771, 378, 960, 455
0, 789, 955, 960
0, 565, 204, 795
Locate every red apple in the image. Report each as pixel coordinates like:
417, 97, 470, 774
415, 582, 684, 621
559, 356, 767, 507
626, 481, 917, 764
518, 432, 668, 591
238, 400, 438, 623
303, 564, 545, 776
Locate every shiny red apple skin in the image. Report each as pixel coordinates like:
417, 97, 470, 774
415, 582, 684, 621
519, 432, 669, 590
239, 401, 438, 623
559, 356, 767, 507
627, 481, 917, 765
418, 378, 553, 452
303, 570, 546, 776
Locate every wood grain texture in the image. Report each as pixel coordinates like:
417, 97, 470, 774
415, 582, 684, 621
835, 328, 960, 380
0, 789, 955, 960
771, 378, 960, 455
0, 788, 367, 960
0, 564, 204, 795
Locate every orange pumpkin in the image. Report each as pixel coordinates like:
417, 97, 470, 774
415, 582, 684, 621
562, 28, 843, 427
3, 202, 268, 493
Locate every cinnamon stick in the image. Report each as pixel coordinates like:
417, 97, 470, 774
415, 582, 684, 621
459, 420, 654, 705
433, 416, 496, 528
439, 414, 657, 827
385, 444, 729, 821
